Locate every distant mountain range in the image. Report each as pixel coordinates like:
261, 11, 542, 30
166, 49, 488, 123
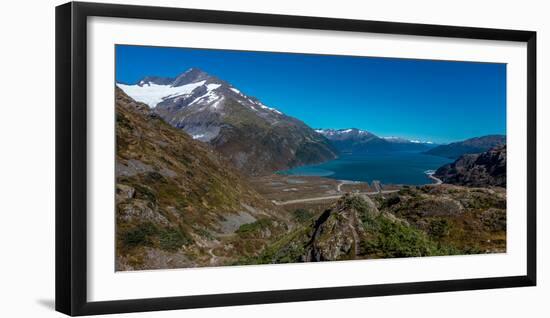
424, 135, 506, 159
315, 128, 436, 153
117, 68, 337, 175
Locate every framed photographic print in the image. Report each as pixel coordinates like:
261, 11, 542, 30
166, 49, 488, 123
55, 1, 536, 316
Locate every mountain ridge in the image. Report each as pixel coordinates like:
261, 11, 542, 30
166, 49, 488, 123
315, 128, 435, 154
117, 68, 337, 175
424, 135, 506, 159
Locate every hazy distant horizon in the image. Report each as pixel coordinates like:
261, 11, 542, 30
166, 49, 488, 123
116, 45, 506, 144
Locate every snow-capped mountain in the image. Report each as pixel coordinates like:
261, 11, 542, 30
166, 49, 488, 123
117, 68, 337, 175
314, 128, 378, 139
316, 128, 436, 153
381, 136, 434, 145
118, 68, 282, 114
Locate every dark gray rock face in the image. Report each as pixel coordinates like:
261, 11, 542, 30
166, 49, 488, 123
434, 145, 506, 187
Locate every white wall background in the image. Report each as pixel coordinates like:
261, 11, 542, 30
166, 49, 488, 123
0, 0, 547, 316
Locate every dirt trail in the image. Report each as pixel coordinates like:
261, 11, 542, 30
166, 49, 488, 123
272, 190, 399, 206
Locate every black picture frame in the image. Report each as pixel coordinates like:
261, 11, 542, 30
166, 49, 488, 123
55, 1, 537, 316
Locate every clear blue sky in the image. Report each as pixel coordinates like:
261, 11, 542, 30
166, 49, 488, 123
116, 45, 506, 144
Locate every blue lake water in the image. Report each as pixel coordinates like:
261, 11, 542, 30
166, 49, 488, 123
278, 152, 453, 185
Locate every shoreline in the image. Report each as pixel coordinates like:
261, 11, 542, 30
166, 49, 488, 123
424, 170, 443, 185
278, 152, 450, 187
252, 172, 445, 207
278, 172, 442, 188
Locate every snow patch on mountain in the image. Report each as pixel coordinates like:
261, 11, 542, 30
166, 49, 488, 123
117, 80, 206, 108
189, 89, 221, 107
256, 101, 282, 114
206, 83, 222, 91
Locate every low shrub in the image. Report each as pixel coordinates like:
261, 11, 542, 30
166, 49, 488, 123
120, 222, 158, 248
292, 209, 313, 223
159, 227, 192, 251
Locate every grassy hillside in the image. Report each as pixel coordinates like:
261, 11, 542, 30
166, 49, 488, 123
115, 88, 290, 270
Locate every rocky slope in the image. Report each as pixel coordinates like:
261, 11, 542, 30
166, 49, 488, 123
115, 88, 290, 270
316, 128, 435, 154
117, 68, 337, 175
379, 185, 506, 254
434, 145, 506, 187
424, 135, 506, 159
240, 187, 506, 264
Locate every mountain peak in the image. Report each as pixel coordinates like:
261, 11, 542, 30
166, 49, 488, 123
171, 67, 211, 87
133, 68, 213, 88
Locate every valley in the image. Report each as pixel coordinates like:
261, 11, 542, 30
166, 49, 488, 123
249, 174, 401, 206
115, 66, 507, 270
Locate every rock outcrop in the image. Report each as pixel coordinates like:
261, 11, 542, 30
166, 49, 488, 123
434, 145, 506, 187
304, 195, 377, 261
244, 185, 506, 264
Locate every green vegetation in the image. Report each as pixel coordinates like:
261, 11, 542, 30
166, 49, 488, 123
381, 195, 401, 209
235, 227, 310, 265
348, 195, 458, 258
254, 189, 501, 264
428, 218, 451, 238
159, 227, 192, 251
362, 215, 457, 258
117, 221, 192, 253
119, 222, 157, 249
377, 185, 506, 254
236, 219, 272, 235
292, 208, 313, 223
